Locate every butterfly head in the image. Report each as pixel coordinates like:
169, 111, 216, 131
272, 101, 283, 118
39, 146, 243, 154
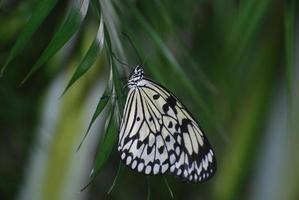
128, 66, 144, 88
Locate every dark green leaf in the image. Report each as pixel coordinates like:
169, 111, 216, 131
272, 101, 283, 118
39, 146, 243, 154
91, 0, 102, 19
89, 104, 118, 178
62, 17, 104, 96
1, 0, 59, 76
104, 31, 126, 118
20, 0, 90, 85
128, 5, 207, 108
76, 82, 111, 151
163, 177, 174, 200
107, 162, 124, 195
228, 0, 271, 65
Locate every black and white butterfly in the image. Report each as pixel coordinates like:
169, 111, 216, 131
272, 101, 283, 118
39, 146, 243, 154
118, 66, 216, 183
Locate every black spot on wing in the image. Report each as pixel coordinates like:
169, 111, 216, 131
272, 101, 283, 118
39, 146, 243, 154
181, 118, 192, 133
158, 146, 165, 154
137, 140, 143, 148
153, 94, 160, 99
165, 135, 171, 142
162, 95, 177, 114
147, 145, 154, 154
168, 121, 173, 128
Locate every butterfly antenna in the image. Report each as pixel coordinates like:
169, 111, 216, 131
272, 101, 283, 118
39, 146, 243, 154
112, 53, 130, 70
121, 32, 143, 65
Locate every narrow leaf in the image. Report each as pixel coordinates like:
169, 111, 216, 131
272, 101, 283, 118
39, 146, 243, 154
124, 5, 221, 131
228, 0, 271, 65
80, 104, 117, 192
76, 82, 111, 151
104, 32, 126, 118
62, 16, 104, 96
89, 104, 118, 178
91, 0, 102, 20
1, 0, 59, 76
163, 177, 174, 199
107, 162, 124, 195
20, 0, 90, 85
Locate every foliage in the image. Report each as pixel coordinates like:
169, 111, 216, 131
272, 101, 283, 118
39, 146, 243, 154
0, 0, 297, 200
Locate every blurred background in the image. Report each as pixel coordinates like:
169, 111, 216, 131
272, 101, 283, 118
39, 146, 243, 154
0, 0, 298, 200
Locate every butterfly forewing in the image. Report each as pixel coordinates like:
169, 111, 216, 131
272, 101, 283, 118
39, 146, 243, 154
118, 67, 216, 183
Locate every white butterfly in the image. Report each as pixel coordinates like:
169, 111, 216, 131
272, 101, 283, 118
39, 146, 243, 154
118, 66, 216, 183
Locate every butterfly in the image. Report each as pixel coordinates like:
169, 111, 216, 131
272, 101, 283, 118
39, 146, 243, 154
118, 66, 216, 183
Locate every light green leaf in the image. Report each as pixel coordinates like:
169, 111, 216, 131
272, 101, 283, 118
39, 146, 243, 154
20, 0, 90, 85
1, 0, 59, 76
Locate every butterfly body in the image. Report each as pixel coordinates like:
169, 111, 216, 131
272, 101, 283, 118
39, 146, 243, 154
118, 66, 216, 183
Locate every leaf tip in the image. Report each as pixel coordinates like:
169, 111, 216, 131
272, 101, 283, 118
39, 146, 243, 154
76, 143, 82, 152
0, 60, 10, 77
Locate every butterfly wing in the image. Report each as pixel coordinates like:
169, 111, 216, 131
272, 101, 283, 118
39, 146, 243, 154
118, 78, 216, 183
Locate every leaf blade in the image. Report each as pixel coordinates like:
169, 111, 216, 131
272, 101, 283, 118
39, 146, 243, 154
20, 0, 90, 85
76, 83, 111, 151
1, 0, 59, 76
90, 104, 118, 178
62, 16, 105, 96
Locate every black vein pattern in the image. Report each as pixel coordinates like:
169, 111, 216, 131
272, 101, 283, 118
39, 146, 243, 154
118, 70, 216, 183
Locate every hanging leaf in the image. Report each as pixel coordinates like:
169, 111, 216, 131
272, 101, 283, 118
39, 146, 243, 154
62, 16, 105, 96
89, 104, 118, 178
1, 0, 59, 76
163, 177, 174, 200
91, 0, 102, 19
107, 162, 124, 195
76, 79, 112, 151
20, 0, 90, 85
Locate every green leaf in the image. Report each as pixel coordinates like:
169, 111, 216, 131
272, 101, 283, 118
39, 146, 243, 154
163, 177, 174, 200
104, 31, 126, 118
80, 104, 117, 192
284, 0, 295, 107
62, 17, 104, 96
107, 162, 124, 195
20, 0, 90, 85
124, 5, 218, 126
228, 0, 271, 65
89, 104, 118, 178
76, 82, 111, 151
129, 7, 202, 100
91, 0, 102, 19
1, 0, 59, 76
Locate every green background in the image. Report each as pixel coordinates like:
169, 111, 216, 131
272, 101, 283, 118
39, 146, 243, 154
0, 0, 298, 200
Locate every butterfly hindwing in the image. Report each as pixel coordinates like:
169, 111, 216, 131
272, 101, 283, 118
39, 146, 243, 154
118, 68, 216, 183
